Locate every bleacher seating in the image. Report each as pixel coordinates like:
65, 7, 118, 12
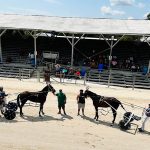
0, 64, 34, 79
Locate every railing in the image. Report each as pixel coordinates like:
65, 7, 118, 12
87, 69, 150, 89
35, 67, 150, 89
0, 66, 34, 79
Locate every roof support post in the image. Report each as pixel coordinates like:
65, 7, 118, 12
0, 29, 7, 63
33, 35, 37, 67
71, 34, 75, 66
100, 34, 125, 87
62, 33, 84, 67
30, 31, 39, 67
108, 36, 114, 87
143, 35, 150, 74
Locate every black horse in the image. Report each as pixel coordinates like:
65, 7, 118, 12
84, 89, 126, 125
17, 84, 56, 117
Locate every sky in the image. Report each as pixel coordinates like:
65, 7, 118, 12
0, 0, 149, 19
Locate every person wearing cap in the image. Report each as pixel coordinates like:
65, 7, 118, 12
139, 104, 150, 132
76, 89, 86, 116
0, 86, 8, 115
0, 87, 8, 103
55, 89, 67, 115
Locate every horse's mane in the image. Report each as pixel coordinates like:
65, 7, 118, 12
41, 85, 49, 91
87, 90, 100, 97
21, 91, 30, 94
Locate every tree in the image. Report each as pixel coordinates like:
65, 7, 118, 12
147, 13, 150, 20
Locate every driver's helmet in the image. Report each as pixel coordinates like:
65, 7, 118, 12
0, 86, 3, 91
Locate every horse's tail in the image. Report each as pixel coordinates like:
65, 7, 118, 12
120, 102, 126, 112
17, 94, 21, 108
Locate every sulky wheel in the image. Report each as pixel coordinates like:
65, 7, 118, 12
4, 109, 16, 120
118, 120, 131, 130
7, 102, 18, 111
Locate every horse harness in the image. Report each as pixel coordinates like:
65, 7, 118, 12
99, 96, 105, 103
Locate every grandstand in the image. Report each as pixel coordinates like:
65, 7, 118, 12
0, 14, 150, 89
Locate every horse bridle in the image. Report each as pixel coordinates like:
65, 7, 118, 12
47, 85, 55, 93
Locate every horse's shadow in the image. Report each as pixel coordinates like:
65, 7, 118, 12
138, 130, 150, 135
21, 114, 65, 122
81, 115, 119, 129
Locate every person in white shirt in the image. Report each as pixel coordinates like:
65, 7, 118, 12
139, 104, 150, 132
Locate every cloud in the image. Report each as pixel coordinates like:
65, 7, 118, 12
42, 0, 61, 4
127, 16, 134, 20
137, 2, 145, 8
110, 0, 135, 6
100, 6, 125, 16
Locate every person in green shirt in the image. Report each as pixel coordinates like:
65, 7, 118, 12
55, 89, 67, 115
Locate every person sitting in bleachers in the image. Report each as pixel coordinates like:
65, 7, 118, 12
112, 59, 118, 68
75, 69, 81, 79
131, 63, 136, 72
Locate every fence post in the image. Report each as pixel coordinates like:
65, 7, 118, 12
132, 74, 136, 90
108, 69, 112, 87
19, 68, 21, 80
84, 73, 86, 85
37, 70, 40, 82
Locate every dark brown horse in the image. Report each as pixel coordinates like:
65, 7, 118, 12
17, 84, 56, 117
84, 89, 126, 125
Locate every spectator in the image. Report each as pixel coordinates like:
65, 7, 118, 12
75, 69, 81, 79
112, 59, 117, 68
44, 65, 51, 84
131, 63, 136, 72
55, 64, 61, 77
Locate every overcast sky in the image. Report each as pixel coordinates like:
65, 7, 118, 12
0, 0, 149, 19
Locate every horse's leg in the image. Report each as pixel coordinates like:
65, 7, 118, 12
94, 106, 97, 119
111, 105, 119, 125
20, 100, 27, 116
94, 107, 99, 121
39, 103, 44, 117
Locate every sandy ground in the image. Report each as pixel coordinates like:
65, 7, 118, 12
0, 77, 150, 150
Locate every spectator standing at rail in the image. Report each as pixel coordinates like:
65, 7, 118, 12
44, 65, 51, 85
55, 89, 67, 115
76, 89, 86, 116
139, 104, 150, 132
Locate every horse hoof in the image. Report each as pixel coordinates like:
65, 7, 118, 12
20, 113, 24, 117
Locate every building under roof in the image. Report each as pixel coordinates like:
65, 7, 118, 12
0, 13, 150, 68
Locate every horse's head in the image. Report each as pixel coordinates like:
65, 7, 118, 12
84, 89, 90, 98
42, 84, 56, 94
47, 84, 56, 94
84, 90, 97, 99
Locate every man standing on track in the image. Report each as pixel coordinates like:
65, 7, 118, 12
76, 89, 86, 116
55, 89, 67, 115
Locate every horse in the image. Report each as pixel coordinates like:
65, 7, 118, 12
17, 84, 56, 117
84, 89, 126, 125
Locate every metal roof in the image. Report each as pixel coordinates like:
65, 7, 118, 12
0, 14, 150, 35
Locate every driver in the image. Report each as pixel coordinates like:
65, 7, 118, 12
0, 86, 8, 112
139, 104, 150, 132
